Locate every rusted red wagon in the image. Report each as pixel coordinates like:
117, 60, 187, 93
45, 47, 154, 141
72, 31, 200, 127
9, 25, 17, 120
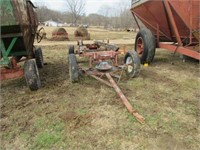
131, 0, 199, 63
67, 41, 145, 123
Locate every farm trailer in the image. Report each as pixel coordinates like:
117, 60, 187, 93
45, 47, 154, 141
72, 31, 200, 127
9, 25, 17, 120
0, 0, 44, 90
131, 0, 199, 63
68, 41, 145, 123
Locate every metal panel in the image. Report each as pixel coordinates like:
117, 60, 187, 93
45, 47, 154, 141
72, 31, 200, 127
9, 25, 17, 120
131, 0, 200, 43
0, 0, 38, 58
131, 0, 199, 60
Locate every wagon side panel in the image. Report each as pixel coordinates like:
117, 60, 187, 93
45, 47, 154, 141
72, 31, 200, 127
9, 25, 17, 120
169, 0, 199, 42
131, 0, 172, 41
1, 0, 38, 57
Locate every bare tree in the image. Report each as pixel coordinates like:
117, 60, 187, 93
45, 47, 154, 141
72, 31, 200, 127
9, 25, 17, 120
65, 0, 85, 25
97, 5, 111, 17
107, 1, 138, 30
86, 14, 107, 26
97, 5, 113, 28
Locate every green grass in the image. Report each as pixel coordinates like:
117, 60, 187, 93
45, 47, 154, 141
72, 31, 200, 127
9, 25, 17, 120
2, 132, 14, 141
127, 113, 137, 123
29, 118, 65, 149
77, 108, 88, 115
31, 132, 61, 149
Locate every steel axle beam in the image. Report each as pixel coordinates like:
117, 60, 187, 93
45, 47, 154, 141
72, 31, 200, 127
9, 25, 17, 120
85, 70, 145, 124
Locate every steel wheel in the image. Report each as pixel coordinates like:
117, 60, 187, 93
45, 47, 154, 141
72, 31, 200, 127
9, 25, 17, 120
135, 28, 156, 64
126, 56, 134, 74
124, 51, 141, 78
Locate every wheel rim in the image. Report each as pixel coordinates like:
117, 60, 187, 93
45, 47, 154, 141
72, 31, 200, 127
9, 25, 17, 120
136, 37, 144, 57
126, 56, 134, 73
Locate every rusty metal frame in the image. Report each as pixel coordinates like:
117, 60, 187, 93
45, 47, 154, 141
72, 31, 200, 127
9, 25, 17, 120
83, 69, 145, 124
159, 0, 200, 60
0, 57, 24, 80
159, 43, 200, 60
76, 41, 122, 68
163, 0, 183, 46
106, 73, 144, 124
0, 37, 27, 80
132, 12, 141, 30
79, 51, 120, 68
74, 41, 145, 123
132, 12, 172, 41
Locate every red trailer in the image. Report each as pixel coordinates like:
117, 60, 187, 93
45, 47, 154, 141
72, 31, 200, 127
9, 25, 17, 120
131, 0, 199, 63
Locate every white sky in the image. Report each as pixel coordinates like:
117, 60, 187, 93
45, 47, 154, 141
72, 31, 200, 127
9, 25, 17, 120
32, 0, 130, 15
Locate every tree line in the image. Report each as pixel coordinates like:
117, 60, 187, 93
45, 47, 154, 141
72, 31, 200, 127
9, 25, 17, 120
35, 0, 138, 30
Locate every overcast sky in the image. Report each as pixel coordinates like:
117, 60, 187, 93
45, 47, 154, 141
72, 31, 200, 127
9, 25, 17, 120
32, 0, 130, 15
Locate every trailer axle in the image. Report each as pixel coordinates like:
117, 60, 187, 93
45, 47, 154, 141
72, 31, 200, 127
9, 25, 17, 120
84, 69, 145, 124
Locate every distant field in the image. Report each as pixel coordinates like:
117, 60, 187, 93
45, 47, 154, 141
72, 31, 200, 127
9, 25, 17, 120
1, 27, 199, 150
40, 26, 136, 41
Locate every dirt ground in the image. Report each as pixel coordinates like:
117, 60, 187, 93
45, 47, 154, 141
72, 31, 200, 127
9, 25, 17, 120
1, 27, 200, 150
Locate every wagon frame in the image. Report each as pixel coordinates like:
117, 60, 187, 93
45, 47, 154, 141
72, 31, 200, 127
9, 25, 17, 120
67, 40, 145, 123
0, 0, 44, 90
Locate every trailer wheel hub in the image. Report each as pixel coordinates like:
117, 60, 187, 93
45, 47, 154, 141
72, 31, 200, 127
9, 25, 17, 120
125, 57, 134, 73
127, 65, 134, 73
136, 37, 144, 56
95, 61, 112, 71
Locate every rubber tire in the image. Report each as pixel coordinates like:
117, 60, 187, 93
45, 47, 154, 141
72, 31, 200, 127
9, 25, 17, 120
35, 47, 44, 68
15, 56, 23, 62
24, 59, 41, 91
68, 45, 75, 54
124, 51, 141, 78
135, 28, 156, 64
68, 54, 79, 82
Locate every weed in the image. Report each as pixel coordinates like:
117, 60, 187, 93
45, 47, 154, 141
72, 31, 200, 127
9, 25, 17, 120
127, 113, 136, 123
31, 131, 61, 149
2, 132, 14, 141
77, 108, 87, 115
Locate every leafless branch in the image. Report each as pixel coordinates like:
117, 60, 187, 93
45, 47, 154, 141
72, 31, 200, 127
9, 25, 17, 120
65, 0, 85, 25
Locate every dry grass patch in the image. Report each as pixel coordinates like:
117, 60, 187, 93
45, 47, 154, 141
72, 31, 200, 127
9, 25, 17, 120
1, 31, 199, 149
